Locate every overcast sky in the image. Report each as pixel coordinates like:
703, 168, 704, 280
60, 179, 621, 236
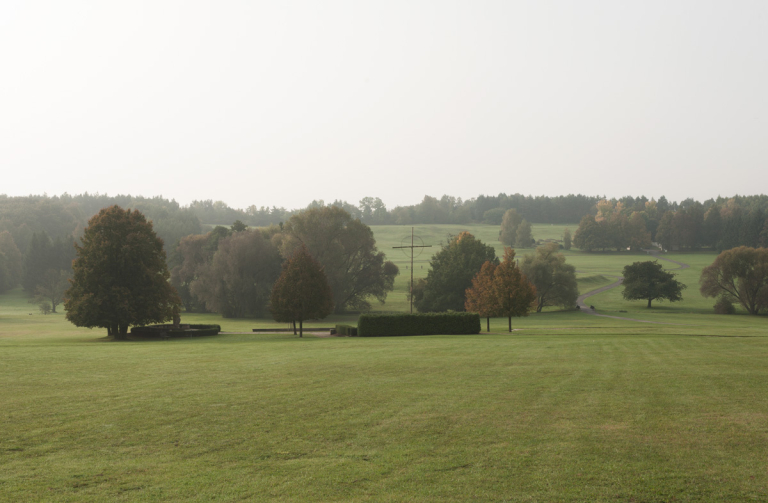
2, 0, 766, 210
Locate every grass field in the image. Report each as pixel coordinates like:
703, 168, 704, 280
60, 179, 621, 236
3, 225, 768, 501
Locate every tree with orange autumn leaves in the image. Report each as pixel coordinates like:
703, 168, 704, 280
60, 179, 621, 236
465, 248, 537, 332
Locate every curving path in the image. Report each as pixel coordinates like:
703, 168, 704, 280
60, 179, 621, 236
576, 249, 690, 324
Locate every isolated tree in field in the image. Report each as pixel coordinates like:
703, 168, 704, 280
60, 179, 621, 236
415, 232, 497, 312
520, 242, 579, 312
64, 206, 181, 340
499, 209, 523, 246
562, 228, 572, 250
494, 248, 537, 331
31, 269, 70, 313
621, 260, 685, 308
270, 246, 334, 337
280, 206, 398, 313
515, 219, 534, 248
465, 261, 499, 332
190, 229, 282, 318
700, 246, 768, 315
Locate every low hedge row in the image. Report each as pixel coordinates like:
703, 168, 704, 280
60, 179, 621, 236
357, 313, 480, 337
131, 324, 221, 337
335, 324, 358, 336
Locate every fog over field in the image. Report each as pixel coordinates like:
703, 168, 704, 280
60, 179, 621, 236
2, 1, 767, 209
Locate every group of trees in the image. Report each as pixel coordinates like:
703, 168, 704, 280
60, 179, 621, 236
573, 200, 652, 252
171, 206, 399, 318
414, 233, 579, 328
412, 232, 497, 313
464, 248, 537, 332
520, 243, 579, 312
65, 206, 340, 339
499, 209, 534, 248
571, 196, 768, 253
655, 198, 768, 252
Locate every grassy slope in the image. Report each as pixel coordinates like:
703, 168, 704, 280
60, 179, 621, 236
2, 310, 768, 501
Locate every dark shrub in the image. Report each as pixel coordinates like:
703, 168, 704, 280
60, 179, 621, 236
357, 313, 480, 337
713, 297, 736, 315
335, 324, 358, 336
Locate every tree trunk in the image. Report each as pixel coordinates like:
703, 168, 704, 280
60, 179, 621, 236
115, 323, 129, 341
292, 320, 296, 335
486, 317, 490, 332
299, 320, 303, 338
647, 298, 652, 308
508, 316, 512, 332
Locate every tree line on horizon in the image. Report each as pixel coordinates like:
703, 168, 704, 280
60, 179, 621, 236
2, 192, 768, 302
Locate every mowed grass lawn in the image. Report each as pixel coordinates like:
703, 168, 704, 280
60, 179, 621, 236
3, 291, 768, 501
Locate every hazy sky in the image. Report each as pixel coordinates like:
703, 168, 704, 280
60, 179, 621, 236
2, 1, 766, 210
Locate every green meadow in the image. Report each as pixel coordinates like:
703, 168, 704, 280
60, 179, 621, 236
2, 224, 768, 501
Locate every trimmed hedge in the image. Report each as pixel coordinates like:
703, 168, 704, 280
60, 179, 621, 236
335, 324, 358, 336
357, 313, 480, 337
131, 324, 221, 337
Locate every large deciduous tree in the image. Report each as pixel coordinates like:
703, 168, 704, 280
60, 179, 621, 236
64, 206, 181, 340
520, 242, 579, 312
700, 246, 768, 315
270, 246, 334, 337
190, 229, 282, 318
621, 260, 686, 308
494, 248, 537, 331
415, 232, 497, 312
279, 206, 398, 313
464, 261, 499, 332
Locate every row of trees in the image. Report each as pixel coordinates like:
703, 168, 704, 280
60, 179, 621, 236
571, 197, 768, 253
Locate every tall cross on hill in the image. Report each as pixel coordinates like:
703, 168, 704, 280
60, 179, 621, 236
393, 227, 432, 313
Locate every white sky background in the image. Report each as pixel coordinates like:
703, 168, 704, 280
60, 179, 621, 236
1, 0, 766, 210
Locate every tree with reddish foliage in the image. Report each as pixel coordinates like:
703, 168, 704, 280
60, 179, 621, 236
64, 206, 180, 340
270, 246, 334, 337
494, 248, 537, 332
465, 261, 499, 332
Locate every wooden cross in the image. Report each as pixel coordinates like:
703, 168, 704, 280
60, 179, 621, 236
393, 227, 431, 313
